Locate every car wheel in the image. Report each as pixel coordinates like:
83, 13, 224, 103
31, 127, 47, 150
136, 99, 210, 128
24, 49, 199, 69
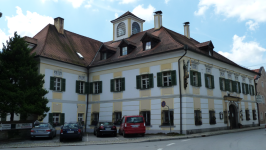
30, 136, 35, 140
123, 131, 127, 137
60, 138, 63, 142
113, 132, 117, 137
94, 130, 96, 135
79, 136, 82, 141
141, 133, 145, 137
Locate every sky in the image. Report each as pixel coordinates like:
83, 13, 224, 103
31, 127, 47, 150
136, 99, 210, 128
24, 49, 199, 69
0, 0, 266, 70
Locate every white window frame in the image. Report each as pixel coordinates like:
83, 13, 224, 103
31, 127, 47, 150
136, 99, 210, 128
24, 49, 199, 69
145, 42, 151, 50
78, 113, 84, 122
54, 78, 61, 91
79, 81, 85, 94
115, 79, 121, 92
122, 47, 127, 56
53, 113, 60, 124
141, 75, 149, 89
93, 82, 99, 94
163, 72, 172, 87
193, 72, 198, 86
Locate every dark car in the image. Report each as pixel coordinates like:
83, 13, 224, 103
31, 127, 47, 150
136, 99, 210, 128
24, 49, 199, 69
94, 121, 117, 137
30, 122, 56, 140
60, 122, 83, 142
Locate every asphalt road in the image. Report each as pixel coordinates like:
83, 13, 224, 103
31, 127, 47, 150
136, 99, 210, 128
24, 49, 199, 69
4, 128, 266, 150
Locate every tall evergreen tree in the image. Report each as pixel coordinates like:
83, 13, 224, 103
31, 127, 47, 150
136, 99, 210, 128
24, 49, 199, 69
0, 32, 49, 121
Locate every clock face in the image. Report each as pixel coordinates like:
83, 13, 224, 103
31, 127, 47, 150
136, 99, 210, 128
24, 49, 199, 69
117, 22, 126, 37
132, 22, 140, 34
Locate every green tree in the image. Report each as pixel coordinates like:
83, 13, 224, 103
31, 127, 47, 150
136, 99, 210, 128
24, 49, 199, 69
0, 32, 49, 121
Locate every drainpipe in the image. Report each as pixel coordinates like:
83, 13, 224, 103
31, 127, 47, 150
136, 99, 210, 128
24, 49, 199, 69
254, 79, 260, 126
85, 67, 90, 133
178, 45, 188, 134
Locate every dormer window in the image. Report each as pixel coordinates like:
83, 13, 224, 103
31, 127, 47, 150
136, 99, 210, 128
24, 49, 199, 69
122, 47, 127, 56
145, 42, 151, 50
209, 51, 212, 56
101, 52, 107, 60
76, 52, 84, 59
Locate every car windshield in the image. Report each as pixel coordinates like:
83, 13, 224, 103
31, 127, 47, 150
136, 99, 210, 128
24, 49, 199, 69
126, 117, 143, 123
34, 123, 48, 128
63, 123, 78, 129
99, 122, 113, 126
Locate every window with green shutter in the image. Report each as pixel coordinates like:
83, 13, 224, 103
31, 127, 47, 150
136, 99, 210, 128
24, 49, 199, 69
219, 78, 225, 91
205, 74, 214, 89
232, 81, 236, 92
157, 72, 162, 87
89, 81, 102, 94
61, 78, 66, 91
76, 81, 87, 94
157, 71, 177, 87
50, 76, 65, 92
110, 79, 115, 92
50, 77, 55, 90
136, 74, 154, 89
245, 84, 249, 95
242, 83, 246, 94
110, 78, 125, 92
225, 79, 229, 91
190, 70, 201, 87
238, 82, 241, 93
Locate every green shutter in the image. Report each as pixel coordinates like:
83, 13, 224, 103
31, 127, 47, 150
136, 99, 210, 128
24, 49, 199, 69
238, 82, 241, 93
225, 79, 229, 91
252, 85, 255, 95
99, 81, 102, 93
61, 78, 66, 91
136, 75, 141, 89
89, 82, 93, 94
60, 113, 65, 125
242, 83, 245, 94
149, 74, 154, 88
76, 81, 80, 93
121, 78, 125, 91
249, 85, 252, 95
205, 74, 208, 88
50, 77, 55, 90
232, 81, 236, 92
190, 70, 194, 86
197, 72, 201, 87
219, 78, 222, 90
246, 84, 249, 94
211, 75, 214, 89
171, 70, 177, 85
157, 72, 162, 87
85, 82, 89, 94
49, 113, 53, 124
110, 79, 114, 92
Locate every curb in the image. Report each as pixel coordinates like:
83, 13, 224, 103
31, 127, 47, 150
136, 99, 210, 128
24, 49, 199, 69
0, 127, 263, 149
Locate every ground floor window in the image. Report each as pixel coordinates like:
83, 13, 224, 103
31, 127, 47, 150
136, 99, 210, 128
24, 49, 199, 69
194, 110, 202, 125
252, 110, 257, 120
49, 113, 65, 127
209, 111, 216, 124
224, 111, 228, 124
140, 111, 151, 126
78, 113, 84, 125
113, 112, 122, 125
91, 113, 99, 125
161, 110, 174, 126
245, 110, 250, 120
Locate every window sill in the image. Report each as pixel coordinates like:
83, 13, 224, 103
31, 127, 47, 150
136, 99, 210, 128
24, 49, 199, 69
52, 90, 63, 92
139, 88, 152, 90
159, 125, 176, 128
206, 87, 214, 90
160, 86, 174, 88
113, 91, 124, 93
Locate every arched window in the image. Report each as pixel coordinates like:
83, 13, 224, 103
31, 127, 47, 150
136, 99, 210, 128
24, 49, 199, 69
132, 22, 140, 34
117, 22, 126, 37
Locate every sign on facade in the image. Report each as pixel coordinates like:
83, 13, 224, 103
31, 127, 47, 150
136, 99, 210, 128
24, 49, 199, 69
256, 95, 265, 104
16, 123, 32, 129
0, 124, 11, 130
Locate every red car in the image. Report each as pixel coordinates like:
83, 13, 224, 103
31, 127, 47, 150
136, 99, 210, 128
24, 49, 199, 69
119, 115, 146, 137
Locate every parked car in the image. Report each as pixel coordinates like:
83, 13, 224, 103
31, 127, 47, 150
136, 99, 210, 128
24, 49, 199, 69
60, 121, 83, 142
30, 122, 56, 140
94, 121, 117, 137
119, 115, 145, 137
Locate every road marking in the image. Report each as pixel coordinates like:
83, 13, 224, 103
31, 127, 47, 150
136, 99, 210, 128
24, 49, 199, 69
167, 143, 175, 146
157, 148, 163, 150
182, 139, 191, 142
87, 134, 89, 142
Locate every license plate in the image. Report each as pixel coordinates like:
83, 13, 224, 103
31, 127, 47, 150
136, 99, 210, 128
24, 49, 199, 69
67, 131, 74, 133
105, 128, 111, 130
131, 125, 139, 128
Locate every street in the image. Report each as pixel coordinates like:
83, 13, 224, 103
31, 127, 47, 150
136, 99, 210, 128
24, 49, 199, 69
2, 128, 266, 150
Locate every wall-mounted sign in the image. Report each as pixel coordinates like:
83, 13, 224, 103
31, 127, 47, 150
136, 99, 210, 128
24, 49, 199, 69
161, 101, 166, 107
256, 95, 265, 104
16, 123, 32, 129
0, 124, 11, 130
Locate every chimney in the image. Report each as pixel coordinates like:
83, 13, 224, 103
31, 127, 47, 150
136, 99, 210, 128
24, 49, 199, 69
184, 22, 190, 39
154, 11, 162, 30
54, 17, 64, 34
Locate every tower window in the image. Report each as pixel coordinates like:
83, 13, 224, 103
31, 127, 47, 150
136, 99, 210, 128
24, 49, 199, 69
132, 22, 140, 34
117, 22, 126, 37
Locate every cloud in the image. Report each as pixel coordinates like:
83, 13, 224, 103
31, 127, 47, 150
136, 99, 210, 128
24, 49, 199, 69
246, 20, 259, 31
218, 35, 266, 67
85, 4, 91, 8
0, 29, 9, 50
165, 0, 170, 4
41, 0, 58, 3
132, 4, 155, 22
119, 0, 137, 4
92, 9, 99, 12
115, 13, 119, 18
1, 6, 53, 49
66, 0, 85, 8
194, 0, 266, 23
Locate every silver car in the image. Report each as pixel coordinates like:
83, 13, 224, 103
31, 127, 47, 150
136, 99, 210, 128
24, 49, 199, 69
30, 123, 56, 140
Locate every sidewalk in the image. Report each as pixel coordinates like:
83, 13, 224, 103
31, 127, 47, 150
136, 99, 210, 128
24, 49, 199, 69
0, 126, 264, 149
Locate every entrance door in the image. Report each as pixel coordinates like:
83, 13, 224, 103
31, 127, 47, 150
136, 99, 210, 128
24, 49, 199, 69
229, 105, 237, 128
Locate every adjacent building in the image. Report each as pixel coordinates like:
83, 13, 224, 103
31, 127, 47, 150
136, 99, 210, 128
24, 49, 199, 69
16, 11, 260, 134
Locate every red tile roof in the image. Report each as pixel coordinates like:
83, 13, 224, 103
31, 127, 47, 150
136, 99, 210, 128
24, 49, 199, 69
111, 11, 145, 23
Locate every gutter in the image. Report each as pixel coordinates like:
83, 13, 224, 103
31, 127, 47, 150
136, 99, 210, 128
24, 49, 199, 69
85, 67, 90, 133
178, 45, 188, 134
